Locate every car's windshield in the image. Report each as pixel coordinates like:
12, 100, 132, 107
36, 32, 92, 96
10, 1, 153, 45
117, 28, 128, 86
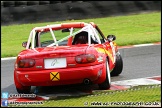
39, 28, 77, 47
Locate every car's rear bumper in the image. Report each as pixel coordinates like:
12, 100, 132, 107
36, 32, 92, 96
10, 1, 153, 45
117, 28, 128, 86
15, 63, 106, 86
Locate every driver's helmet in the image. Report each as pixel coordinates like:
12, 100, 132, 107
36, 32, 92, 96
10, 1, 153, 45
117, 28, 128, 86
73, 31, 88, 44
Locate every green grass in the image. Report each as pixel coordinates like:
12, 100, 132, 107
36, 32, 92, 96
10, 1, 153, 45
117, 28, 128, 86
1, 12, 161, 58
9, 84, 161, 107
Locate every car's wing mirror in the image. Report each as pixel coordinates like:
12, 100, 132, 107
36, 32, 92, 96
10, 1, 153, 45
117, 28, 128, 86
107, 35, 116, 42
62, 28, 70, 32
22, 42, 31, 48
62, 28, 75, 32
22, 42, 27, 48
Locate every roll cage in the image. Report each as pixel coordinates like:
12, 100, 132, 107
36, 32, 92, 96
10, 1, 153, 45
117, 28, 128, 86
25, 22, 107, 49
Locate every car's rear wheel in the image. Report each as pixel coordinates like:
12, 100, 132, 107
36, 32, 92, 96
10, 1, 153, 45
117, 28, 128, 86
110, 52, 123, 76
98, 58, 111, 90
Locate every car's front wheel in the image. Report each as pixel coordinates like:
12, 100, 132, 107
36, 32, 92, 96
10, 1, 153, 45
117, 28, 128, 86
98, 58, 111, 90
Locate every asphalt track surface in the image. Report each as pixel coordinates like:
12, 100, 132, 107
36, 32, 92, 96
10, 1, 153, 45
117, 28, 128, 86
1, 44, 161, 94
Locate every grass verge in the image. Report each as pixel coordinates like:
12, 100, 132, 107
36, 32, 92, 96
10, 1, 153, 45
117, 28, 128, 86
8, 84, 161, 107
1, 11, 161, 58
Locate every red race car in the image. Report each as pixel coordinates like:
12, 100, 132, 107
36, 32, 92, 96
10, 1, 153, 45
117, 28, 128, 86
14, 22, 123, 93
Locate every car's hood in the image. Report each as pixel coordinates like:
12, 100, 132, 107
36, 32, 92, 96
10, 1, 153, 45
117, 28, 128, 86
18, 45, 89, 58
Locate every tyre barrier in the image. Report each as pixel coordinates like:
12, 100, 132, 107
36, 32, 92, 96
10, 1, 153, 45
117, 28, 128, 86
27, 1, 39, 6
39, 1, 50, 5
1, 1, 161, 26
2, 1, 15, 7
15, 1, 27, 7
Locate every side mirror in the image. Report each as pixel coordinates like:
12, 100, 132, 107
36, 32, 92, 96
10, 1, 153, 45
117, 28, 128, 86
107, 35, 116, 42
22, 42, 28, 48
62, 28, 70, 32
22, 42, 31, 48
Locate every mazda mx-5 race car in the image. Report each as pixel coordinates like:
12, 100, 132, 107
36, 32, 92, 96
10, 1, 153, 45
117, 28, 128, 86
14, 22, 123, 93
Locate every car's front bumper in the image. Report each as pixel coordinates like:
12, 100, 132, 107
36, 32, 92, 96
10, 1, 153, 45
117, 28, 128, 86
15, 63, 106, 86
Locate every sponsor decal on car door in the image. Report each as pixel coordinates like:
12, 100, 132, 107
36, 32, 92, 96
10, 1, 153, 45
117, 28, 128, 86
95, 47, 115, 63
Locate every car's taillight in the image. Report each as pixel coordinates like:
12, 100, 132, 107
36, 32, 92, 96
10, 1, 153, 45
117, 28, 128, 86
75, 54, 96, 64
18, 59, 35, 68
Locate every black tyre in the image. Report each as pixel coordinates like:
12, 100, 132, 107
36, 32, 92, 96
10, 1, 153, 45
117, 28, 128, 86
3, 1, 15, 7
27, 1, 39, 6
110, 52, 123, 76
15, 1, 27, 7
98, 58, 111, 90
16, 86, 31, 94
